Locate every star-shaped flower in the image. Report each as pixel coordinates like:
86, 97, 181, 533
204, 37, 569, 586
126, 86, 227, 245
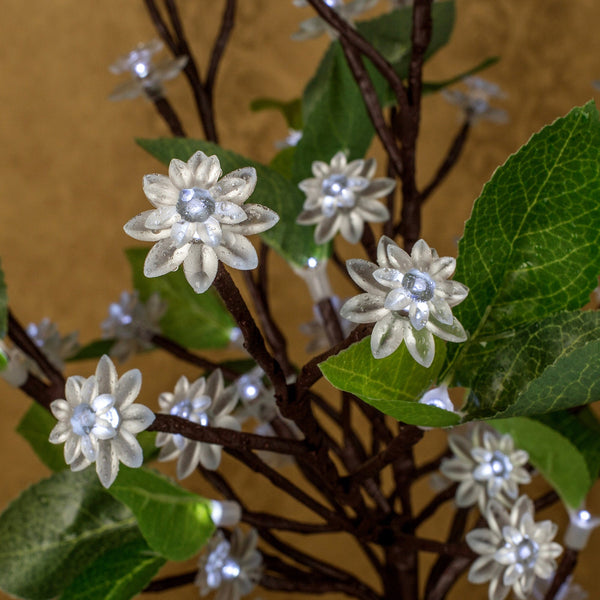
339, 236, 468, 366
443, 76, 508, 125
124, 151, 279, 293
26, 318, 80, 371
292, 0, 379, 41
440, 426, 531, 511
155, 370, 241, 478
196, 528, 262, 600
467, 496, 563, 600
109, 39, 188, 101
297, 151, 394, 244
48, 355, 155, 488
101, 290, 167, 362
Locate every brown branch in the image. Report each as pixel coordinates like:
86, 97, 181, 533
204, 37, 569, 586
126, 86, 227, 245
543, 548, 579, 600
410, 484, 458, 530
534, 489, 560, 513
206, 0, 237, 95
151, 96, 186, 137
143, 571, 196, 592
424, 555, 472, 600
260, 573, 380, 600
150, 333, 239, 380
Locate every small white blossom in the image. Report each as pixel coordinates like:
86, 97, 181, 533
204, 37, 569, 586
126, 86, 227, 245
0, 341, 29, 387
196, 528, 262, 600
443, 76, 508, 125
467, 496, 563, 600
48, 355, 155, 488
155, 370, 241, 478
340, 236, 468, 366
440, 426, 531, 511
26, 318, 80, 371
274, 128, 303, 150
297, 151, 394, 245
101, 291, 167, 362
124, 151, 279, 294
292, 0, 379, 41
109, 39, 188, 101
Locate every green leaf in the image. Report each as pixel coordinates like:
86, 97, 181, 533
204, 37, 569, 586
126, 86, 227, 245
137, 138, 329, 268
16, 402, 67, 472
0, 258, 7, 340
422, 56, 499, 95
319, 337, 457, 426
250, 97, 303, 130
293, 1, 455, 182
451, 103, 600, 352
269, 146, 296, 180
491, 415, 598, 507
108, 466, 215, 561
68, 339, 115, 362
126, 247, 235, 349
59, 537, 165, 600
0, 470, 139, 600
457, 311, 600, 419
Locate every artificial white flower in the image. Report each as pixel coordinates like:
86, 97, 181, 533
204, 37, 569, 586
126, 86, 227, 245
109, 39, 188, 101
196, 528, 262, 600
440, 426, 531, 511
101, 290, 167, 362
124, 151, 279, 294
292, 0, 379, 41
48, 355, 155, 488
466, 496, 563, 600
297, 151, 394, 245
340, 236, 468, 366
443, 76, 508, 125
0, 340, 29, 387
26, 318, 80, 371
155, 370, 241, 478
274, 128, 303, 150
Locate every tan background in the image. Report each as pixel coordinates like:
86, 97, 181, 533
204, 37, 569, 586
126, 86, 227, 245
2, 1, 600, 598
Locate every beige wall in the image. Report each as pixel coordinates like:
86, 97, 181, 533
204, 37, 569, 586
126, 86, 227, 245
1, 1, 599, 598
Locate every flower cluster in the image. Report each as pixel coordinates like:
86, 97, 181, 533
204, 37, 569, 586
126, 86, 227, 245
109, 39, 188, 101
466, 496, 563, 600
155, 370, 240, 478
440, 426, 531, 510
196, 528, 262, 600
48, 355, 155, 488
297, 151, 394, 245
340, 236, 468, 366
101, 290, 167, 362
291, 0, 379, 41
124, 151, 279, 294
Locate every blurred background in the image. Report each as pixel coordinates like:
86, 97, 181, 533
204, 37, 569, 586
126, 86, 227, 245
1, 0, 599, 598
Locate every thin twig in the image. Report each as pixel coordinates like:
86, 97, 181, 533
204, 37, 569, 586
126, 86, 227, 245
543, 548, 579, 600
206, 0, 237, 95
152, 96, 186, 136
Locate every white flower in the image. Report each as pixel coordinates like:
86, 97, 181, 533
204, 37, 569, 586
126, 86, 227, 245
124, 151, 279, 294
155, 370, 241, 478
296, 151, 394, 245
101, 291, 167, 362
440, 426, 531, 511
292, 0, 379, 41
26, 318, 80, 371
466, 496, 563, 600
443, 76, 508, 125
339, 236, 468, 366
109, 39, 188, 101
0, 341, 29, 387
418, 385, 454, 412
48, 355, 155, 488
274, 128, 303, 150
196, 528, 262, 600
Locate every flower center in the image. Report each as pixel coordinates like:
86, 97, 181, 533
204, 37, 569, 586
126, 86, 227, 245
402, 269, 435, 302
71, 402, 120, 437
177, 188, 216, 223
515, 538, 539, 569
170, 398, 210, 426
489, 450, 513, 479
221, 558, 241, 580
321, 174, 356, 215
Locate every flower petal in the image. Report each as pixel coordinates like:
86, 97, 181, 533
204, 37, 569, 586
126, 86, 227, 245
467, 529, 501, 555
211, 167, 257, 204
429, 256, 456, 280
145, 205, 178, 229
169, 158, 193, 189
234, 204, 279, 235
314, 213, 341, 244
96, 355, 118, 396
50, 399, 71, 421
49, 422, 71, 444
199, 442, 223, 471
144, 238, 190, 277
96, 440, 120, 488
112, 429, 144, 468
188, 152, 221, 187
124, 213, 173, 242
339, 212, 364, 244
346, 259, 389, 295
122, 404, 156, 433
214, 201, 247, 225
371, 313, 406, 359
177, 442, 203, 479
356, 197, 390, 222
404, 324, 435, 367
114, 368, 142, 409
215, 233, 258, 270
427, 316, 467, 343
467, 555, 499, 584
436, 279, 469, 306
143, 174, 179, 208
411, 239, 434, 271
181, 244, 217, 293
340, 294, 387, 324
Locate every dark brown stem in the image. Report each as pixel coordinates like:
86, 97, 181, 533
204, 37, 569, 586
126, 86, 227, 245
151, 96, 186, 137
8, 310, 65, 388
424, 556, 472, 600
243, 511, 340, 534
543, 548, 579, 600
206, 0, 237, 95
410, 484, 458, 530
150, 333, 239, 380
316, 298, 345, 346
143, 571, 196, 592
260, 574, 380, 600
413, 448, 451, 478
535, 489, 560, 513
